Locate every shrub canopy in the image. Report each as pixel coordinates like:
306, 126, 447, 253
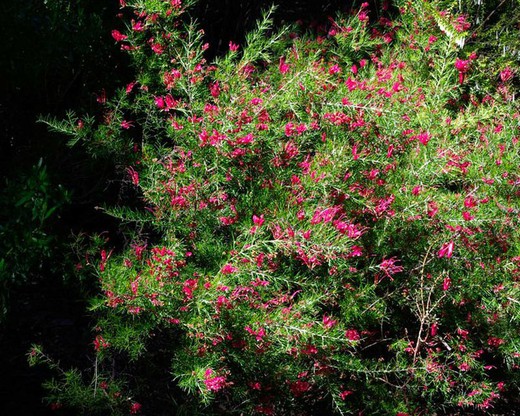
35, 0, 520, 414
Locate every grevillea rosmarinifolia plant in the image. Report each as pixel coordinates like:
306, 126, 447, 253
33, 0, 520, 414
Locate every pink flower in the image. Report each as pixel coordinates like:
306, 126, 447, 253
349, 245, 363, 257
209, 81, 220, 98
126, 81, 136, 94
111, 30, 127, 42
151, 43, 164, 54
438, 241, 454, 259
455, 59, 470, 84
454, 15, 471, 32
455, 59, 469, 72
229, 41, 239, 52
417, 132, 431, 145
154, 96, 165, 109
245, 326, 266, 342
131, 20, 144, 31
96, 89, 106, 104
345, 329, 361, 341
462, 211, 474, 221
249, 381, 262, 390
378, 257, 404, 281
411, 186, 422, 195
329, 64, 341, 75
500, 67, 514, 83
323, 315, 337, 328
279, 57, 290, 74
121, 120, 134, 129
252, 214, 265, 226
204, 369, 228, 392
288, 380, 311, 397
93, 335, 109, 351
427, 201, 438, 218
430, 323, 438, 337
237, 133, 254, 144
130, 402, 142, 414
127, 167, 139, 185
487, 337, 505, 348
221, 263, 237, 274
464, 195, 477, 208
459, 362, 470, 371
339, 390, 353, 400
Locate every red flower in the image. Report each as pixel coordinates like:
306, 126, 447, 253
378, 257, 404, 281
455, 59, 470, 84
204, 369, 229, 392
345, 329, 361, 341
487, 337, 505, 348
288, 380, 311, 397
279, 57, 290, 74
210, 81, 221, 98
462, 211, 474, 221
93, 335, 109, 351
170, 0, 182, 9
151, 43, 164, 54
339, 390, 353, 400
111, 30, 127, 42
322, 315, 337, 328
221, 263, 237, 274
253, 214, 265, 226
329, 64, 341, 75
127, 167, 139, 186
430, 323, 438, 337
416, 132, 431, 145
121, 120, 134, 129
130, 402, 142, 414
50, 402, 63, 410
500, 67, 514, 83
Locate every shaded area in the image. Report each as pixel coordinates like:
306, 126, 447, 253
0, 276, 91, 415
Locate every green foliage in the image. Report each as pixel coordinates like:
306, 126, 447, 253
34, 0, 520, 414
434, 0, 520, 68
0, 160, 69, 319
28, 344, 129, 415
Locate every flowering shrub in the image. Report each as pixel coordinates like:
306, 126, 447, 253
34, 0, 520, 414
